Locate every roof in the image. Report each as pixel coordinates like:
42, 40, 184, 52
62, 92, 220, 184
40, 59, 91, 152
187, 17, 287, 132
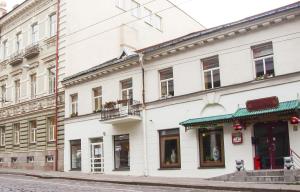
180, 100, 300, 128
233, 100, 299, 119
63, 1, 300, 84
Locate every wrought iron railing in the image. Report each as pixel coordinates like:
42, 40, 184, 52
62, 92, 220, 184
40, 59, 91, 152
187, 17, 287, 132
100, 99, 141, 121
24, 43, 40, 59
290, 148, 300, 168
7, 51, 23, 66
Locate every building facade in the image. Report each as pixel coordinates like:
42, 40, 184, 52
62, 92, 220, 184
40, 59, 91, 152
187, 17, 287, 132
62, 2, 300, 178
0, 0, 65, 171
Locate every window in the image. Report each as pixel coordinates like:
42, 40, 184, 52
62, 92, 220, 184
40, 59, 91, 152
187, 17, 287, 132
114, 134, 130, 170
13, 123, 20, 145
16, 32, 22, 52
70, 140, 81, 170
144, 7, 152, 24
93, 87, 102, 112
27, 156, 34, 163
152, 14, 162, 30
15, 80, 20, 103
131, 0, 140, 17
49, 14, 57, 37
159, 129, 180, 168
159, 68, 174, 98
121, 78, 133, 106
2, 40, 8, 59
0, 127, 5, 146
32, 23, 39, 44
29, 120, 37, 143
48, 68, 56, 94
0, 158, 3, 163
46, 155, 54, 163
115, 0, 125, 9
30, 74, 37, 99
202, 56, 221, 90
70, 94, 78, 117
11, 157, 17, 163
47, 117, 55, 142
199, 128, 225, 168
1, 84, 6, 106
252, 42, 275, 78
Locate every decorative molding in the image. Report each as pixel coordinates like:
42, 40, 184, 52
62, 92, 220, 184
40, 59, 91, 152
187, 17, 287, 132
10, 68, 23, 77
0, 75, 8, 82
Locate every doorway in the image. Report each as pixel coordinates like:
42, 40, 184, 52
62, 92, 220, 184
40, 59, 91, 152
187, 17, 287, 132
90, 137, 104, 173
70, 140, 81, 171
254, 121, 290, 169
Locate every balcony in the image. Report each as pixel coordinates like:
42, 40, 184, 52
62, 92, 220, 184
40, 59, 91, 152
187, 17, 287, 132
100, 99, 142, 124
7, 52, 23, 66
24, 44, 40, 59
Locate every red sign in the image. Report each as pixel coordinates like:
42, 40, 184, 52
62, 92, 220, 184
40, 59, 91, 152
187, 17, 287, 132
246, 96, 279, 111
232, 132, 243, 144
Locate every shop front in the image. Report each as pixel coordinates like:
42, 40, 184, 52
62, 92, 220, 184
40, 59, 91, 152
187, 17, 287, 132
180, 97, 300, 171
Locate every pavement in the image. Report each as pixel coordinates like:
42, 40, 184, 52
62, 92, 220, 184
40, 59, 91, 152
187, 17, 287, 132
0, 169, 299, 192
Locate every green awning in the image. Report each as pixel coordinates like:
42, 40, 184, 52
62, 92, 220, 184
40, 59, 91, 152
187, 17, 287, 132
233, 100, 299, 119
180, 114, 233, 127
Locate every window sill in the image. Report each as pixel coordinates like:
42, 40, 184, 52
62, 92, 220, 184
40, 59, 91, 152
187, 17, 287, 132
113, 168, 130, 171
158, 167, 181, 170
29, 142, 37, 145
0, 145, 5, 148
198, 165, 225, 169
48, 140, 56, 144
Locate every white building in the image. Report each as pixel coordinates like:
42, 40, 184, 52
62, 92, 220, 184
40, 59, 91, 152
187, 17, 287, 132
62, 2, 300, 178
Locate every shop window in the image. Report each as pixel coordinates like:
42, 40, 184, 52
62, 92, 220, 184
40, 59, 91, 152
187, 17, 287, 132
114, 134, 130, 170
70, 140, 81, 170
199, 128, 225, 168
159, 68, 174, 98
202, 56, 220, 90
159, 129, 181, 168
252, 42, 275, 79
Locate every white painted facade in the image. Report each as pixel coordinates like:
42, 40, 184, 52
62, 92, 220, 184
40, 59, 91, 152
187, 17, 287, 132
63, 3, 300, 178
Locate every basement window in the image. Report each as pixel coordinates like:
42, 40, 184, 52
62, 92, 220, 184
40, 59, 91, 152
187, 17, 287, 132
27, 156, 34, 163
0, 158, 3, 163
46, 155, 54, 163
11, 157, 17, 163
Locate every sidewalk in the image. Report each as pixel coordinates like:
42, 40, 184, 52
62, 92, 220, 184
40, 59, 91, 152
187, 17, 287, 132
0, 169, 299, 192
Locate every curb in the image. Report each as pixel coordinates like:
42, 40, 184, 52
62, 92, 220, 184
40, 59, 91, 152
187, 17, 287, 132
0, 171, 299, 192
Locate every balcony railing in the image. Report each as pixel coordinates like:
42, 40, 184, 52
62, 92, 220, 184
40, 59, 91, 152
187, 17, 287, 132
24, 44, 40, 59
7, 51, 23, 66
100, 99, 142, 124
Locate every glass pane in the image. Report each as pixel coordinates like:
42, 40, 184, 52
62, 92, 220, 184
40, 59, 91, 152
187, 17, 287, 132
202, 56, 219, 70
202, 131, 223, 163
168, 80, 174, 96
121, 79, 132, 89
163, 138, 179, 165
122, 90, 127, 100
253, 43, 273, 58
213, 69, 221, 88
114, 136, 129, 169
160, 129, 179, 136
71, 143, 81, 170
160, 68, 173, 80
204, 71, 212, 89
265, 57, 275, 76
161, 81, 167, 96
255, 59, 264, 77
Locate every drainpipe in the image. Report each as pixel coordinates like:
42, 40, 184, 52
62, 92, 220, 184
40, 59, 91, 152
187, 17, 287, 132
54, 0, 61, 172
139, 53, 149, 176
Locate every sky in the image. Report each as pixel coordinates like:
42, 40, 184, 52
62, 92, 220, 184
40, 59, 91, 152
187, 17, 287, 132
7, 0, 299, 28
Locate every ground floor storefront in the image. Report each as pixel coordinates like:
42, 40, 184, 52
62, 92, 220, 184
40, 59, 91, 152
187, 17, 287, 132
64, 82, 300, 178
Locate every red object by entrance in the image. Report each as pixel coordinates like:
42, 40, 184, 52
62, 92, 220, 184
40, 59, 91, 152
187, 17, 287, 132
254, 156, 261, 170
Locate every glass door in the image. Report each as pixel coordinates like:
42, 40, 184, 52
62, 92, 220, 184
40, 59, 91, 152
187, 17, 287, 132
71, 140, 81, 170
91, 142, 104, 173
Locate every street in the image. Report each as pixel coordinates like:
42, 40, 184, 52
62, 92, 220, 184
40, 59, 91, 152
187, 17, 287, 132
0, 174, 241, 192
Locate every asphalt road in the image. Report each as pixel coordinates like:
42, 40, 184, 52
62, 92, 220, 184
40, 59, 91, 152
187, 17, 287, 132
0, 174, 241, 192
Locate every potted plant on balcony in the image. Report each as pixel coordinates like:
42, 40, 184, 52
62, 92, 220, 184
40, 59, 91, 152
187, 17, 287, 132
104, 101, 117, 110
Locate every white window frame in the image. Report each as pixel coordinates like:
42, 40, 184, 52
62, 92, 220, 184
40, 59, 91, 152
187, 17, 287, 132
144, 7, 152, 25
93, 87, 102, 112
2, 40, 8, 60
48, 68, 56, 94
70, 94, 78, 116
15, 80, 20, 103
131, 0, 140, 18
120, 78, 133, 107
152, 14, 162, 30
13, 123, 20, 145
201, 56, 221, 90
47, 117, 55, 142
31, 23, 39, 44
115, 0, 126, 10
30, 74, 37, 99
159, 68, 174, 98
29, 120, 37, 143
16, 32, 22, 52
252, 42, 275, 79
49, 13, 57, 37
0, 127, 5, 147
1, 84, 6, 107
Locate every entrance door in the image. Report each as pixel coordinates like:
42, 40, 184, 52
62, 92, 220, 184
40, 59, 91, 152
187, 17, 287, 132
91, 142, 104, 173
70, 140, 81, 171
254, 121, 290, 169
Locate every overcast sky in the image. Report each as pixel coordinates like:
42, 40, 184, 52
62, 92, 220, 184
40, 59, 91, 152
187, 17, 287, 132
7, 0, 299, 28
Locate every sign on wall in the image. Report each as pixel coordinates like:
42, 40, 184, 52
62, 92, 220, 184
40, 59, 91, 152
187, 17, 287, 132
232, 132, 243, 144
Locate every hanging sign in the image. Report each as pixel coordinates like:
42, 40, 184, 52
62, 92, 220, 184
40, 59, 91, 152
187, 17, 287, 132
246, 96, 279, 111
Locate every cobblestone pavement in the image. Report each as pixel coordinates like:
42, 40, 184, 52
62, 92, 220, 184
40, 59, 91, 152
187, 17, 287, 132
0, 174, 242, 192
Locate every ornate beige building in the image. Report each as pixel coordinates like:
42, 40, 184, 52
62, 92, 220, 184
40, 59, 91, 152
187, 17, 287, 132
0, 0, 64, 171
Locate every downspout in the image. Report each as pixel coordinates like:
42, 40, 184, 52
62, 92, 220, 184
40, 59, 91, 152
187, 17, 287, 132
139, 53, 148, 176
54, 0, 61, 172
